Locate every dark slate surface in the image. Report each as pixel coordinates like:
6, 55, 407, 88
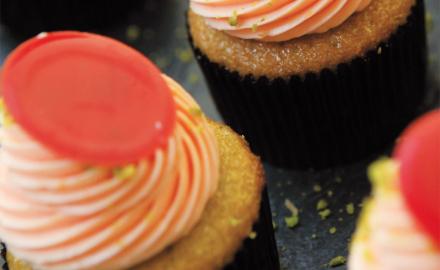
0, 0, 439, 269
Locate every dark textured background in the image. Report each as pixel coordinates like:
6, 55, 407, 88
0, 0, 439, 269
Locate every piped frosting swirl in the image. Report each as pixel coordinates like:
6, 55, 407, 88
0, 75, 220, 270
190, 0, 372, 42
349, 159, 440, 270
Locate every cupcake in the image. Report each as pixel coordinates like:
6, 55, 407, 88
0, 0, 144, 37
188, 0, 428, 169
349, 109, 440, 270
0, 32, 279, 270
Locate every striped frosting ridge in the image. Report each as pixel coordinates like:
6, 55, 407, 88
348, 159, 440, 270
0, 75, 220, 270
190, 0, 372, 42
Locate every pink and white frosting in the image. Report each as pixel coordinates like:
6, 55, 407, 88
190, 0, 372, 42
0, 76, 220, 270
349, 160, 440, 270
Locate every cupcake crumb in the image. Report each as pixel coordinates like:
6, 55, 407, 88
248, 231, 257, 239
346, 203, 355, 215
317, 199, 328, 210
328, 256, 347, 267
319, 209, 332, 220
329, 227, 337, 234
126, 25, 141, 42
313, 184, 322, 192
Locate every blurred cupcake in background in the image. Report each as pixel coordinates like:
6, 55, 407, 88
0, 32, 279, 270
349, 109, 440, 270
188, 0, 428, 169
0, 0, 145, 37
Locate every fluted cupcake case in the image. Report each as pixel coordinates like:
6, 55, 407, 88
190, 0, 428, 169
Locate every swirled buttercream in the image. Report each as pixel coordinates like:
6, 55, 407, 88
0, 75, 220, 270
348, 160, 440, 270
190, 0, 372, 41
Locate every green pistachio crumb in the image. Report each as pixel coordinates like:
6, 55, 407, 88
272, 221, 278, 230
327, 190, 333, 197
346, 203, 355, 215
317, 199, 328, 210
426, 12, 433, 33
113, 164, 136, 180
313, 184, 322, 192
319, 209, 332, 220
252, 23, 258, 32
328, 256, 347, 267
126, 25, 141, 41
249, 231, 257, 239
175, 48, 193, 63
189, 107, 203, 117
285, 214, 299, 229
229, 218, 240, 226
228, 10, 238, 26
329, 227, 337, 234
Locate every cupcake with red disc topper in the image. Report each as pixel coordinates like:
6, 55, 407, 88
349, 109, 440, 270
0, 32, 279, 270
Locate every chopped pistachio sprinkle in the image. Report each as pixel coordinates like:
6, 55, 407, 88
249, 231, 257, 239
228, 10, 239, 26
346, 203, 355, 215
126, 25, 141, 41
426, 12, 433, 33
175, 48, 193, 63
313, 184, 322, 192
113, 165, 136, 180
252, 23, 258, 32
328, 256, 347, 267
0, 99, 15, 127
317, 199, 328, 210
327, 190, 334, 197
272, 221, 278, 230
285, 214, 299, 229
329, 227, 337, 234
229, 218, 240, 226
319, 209, 332, 220
189, 107, 203, 117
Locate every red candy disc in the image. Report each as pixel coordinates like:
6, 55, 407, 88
394, 109, 440, 247
2, 32, 176, 166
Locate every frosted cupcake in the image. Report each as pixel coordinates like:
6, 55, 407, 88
188, 0, 428, 169
349, 110, 440, 270
0, 32, 279, 270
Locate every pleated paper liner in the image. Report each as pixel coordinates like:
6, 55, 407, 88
190, 0, 428, 169
224, 188, 280, 270
1, 243, 7, 270
0, 188, 280, 270
0, 0, 145, 37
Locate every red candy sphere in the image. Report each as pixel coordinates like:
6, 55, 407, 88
394, 109, 440, 247
1, 32, 176, 166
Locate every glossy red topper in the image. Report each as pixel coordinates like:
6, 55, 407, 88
1, 32, 176, 166
394, 109, 440, 247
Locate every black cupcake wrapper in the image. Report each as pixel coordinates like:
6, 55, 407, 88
190, 0, 429, 169
0, 188, 280, 270
0, 0, 145, 37
224, 188, 280, 270
1, 243, 7, 270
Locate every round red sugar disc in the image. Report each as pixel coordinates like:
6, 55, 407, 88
2, 31, 176, 166
394, 109, 440, 247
